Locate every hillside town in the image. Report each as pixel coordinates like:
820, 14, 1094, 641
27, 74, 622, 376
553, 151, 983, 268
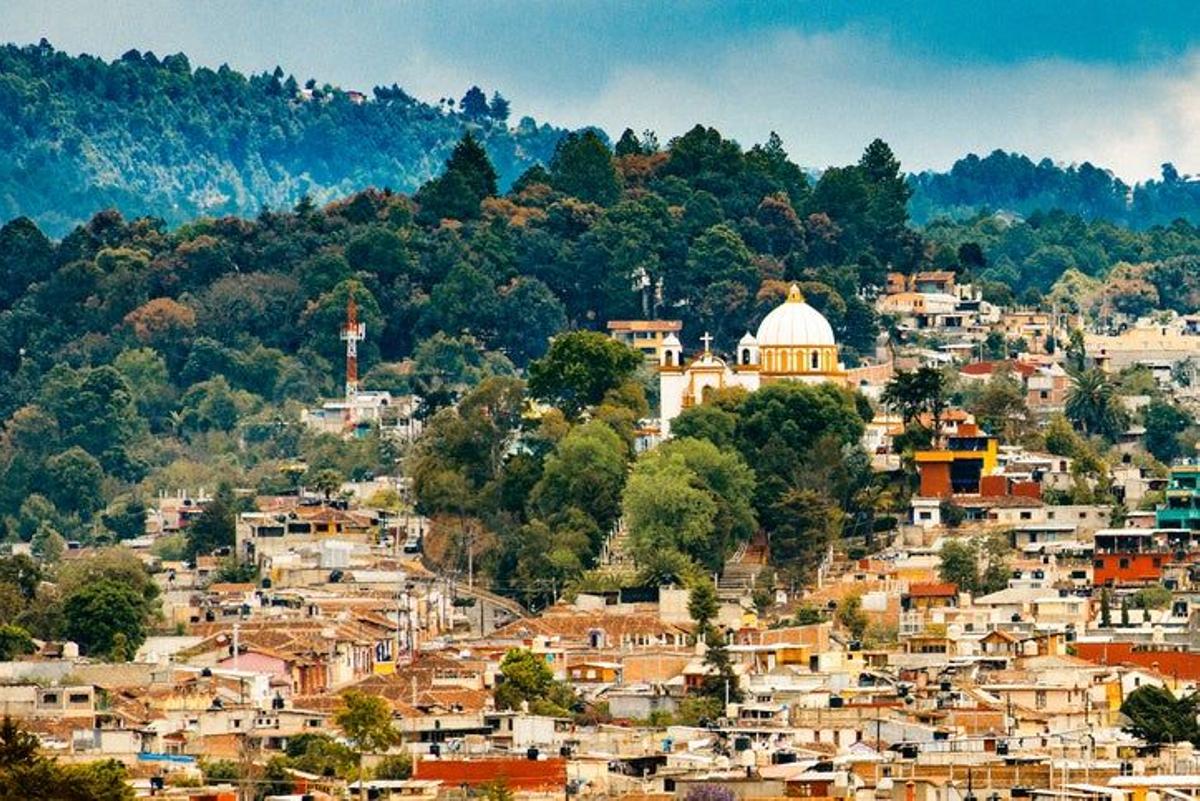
5, 268, 1200, 801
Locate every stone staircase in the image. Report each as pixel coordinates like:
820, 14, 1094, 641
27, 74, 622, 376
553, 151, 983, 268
600, 519, 635, 569
717, 536, 770, 600
818, 548, 854, 590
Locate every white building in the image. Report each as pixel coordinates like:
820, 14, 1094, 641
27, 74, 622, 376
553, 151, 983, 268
659, 283, 846, 436
300, 390, 422, 440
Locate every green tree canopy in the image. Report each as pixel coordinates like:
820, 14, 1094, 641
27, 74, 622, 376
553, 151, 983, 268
494, 648, 575, 716
185, 483, 238, 560
1121, 685, 1200, 748
527, 331, 642, 419
549, 131, 621, 206
62, 579, 152, 660
1065, 368, 1130, 440
531, 420, 629, 537
624, 437, 756, 572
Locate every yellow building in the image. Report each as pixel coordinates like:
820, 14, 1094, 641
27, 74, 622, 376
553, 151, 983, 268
606, 319, 683, 362
659, 284, 847, 435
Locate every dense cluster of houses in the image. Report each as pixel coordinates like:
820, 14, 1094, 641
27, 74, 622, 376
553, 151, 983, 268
12, 272, 1200, 800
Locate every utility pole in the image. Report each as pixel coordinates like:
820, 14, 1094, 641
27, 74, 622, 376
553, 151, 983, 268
465, 526, 475, 589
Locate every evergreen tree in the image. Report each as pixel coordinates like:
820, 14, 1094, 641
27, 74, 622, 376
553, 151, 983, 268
185, 483, 238, 560
688, 580, 742, 705
460, 86, 490, 120
549, 131, 620, 206
614, 128, 643, 157
488, 91, 511, 122
415, 133, 498, 222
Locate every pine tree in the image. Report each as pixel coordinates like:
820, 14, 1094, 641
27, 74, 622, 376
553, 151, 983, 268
460, 86, 489, 120
688, 580, 742, 705
415, 133, 498, 223
548, 131, 620, 206
488, 91, 511, 123
614, 128, 643, 157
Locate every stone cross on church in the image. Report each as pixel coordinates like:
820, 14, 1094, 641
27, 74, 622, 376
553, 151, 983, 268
700, 331, 713, 353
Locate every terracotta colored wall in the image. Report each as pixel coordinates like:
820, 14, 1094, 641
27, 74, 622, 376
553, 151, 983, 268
1012, 481, 1042, 499
979, 475, 1008, 497
621, 653, 692, 684
1092, 553, 1163, 586
919, 463, 951, 497
416, 758, 567, 789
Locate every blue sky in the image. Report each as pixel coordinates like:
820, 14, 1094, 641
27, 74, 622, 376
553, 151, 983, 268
7, 0, 1200, 180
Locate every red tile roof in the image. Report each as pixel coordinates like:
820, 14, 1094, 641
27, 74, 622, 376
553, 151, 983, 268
961, 360, 1038, 378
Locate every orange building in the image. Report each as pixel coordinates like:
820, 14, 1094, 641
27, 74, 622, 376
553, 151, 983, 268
1092, 553, 1167, 586
914, 425, 999, 497
1092, 529, 1200, 587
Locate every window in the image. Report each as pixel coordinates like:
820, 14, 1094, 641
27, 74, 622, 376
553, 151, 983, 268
68, 694, 89, 705
42, 694, 58, 704
919, 511, 932, 520
811, 351, 820, 370
1035, 691, 1047, 709
1020, 511, 1032, 520
664, 351, 674, 366
742, 348, 751, 365
1119, 558, 1130, 569
1040, 390, 1049, 399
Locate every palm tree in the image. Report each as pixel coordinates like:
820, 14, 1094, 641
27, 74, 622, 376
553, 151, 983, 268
1065, 368, 1128, 438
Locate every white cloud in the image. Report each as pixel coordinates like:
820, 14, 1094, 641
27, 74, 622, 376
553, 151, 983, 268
500, 29, 1200, 181
5, 2, 1197, 181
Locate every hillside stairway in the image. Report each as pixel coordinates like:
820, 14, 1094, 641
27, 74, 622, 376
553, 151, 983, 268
600, 519, 635, 570
717, 534, 770, 600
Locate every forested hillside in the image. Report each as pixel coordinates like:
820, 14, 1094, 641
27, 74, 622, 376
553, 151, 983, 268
3, 42, 1199, 240
2, 51, 1200, 610
909, 150, 1200, 227
0, 122, 887, 528
0, 40, 566, 235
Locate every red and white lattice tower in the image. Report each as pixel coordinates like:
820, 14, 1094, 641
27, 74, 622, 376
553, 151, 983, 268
339, 294, 366, 403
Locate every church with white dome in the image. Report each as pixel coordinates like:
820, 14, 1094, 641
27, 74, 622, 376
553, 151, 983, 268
659, 283, 847, 436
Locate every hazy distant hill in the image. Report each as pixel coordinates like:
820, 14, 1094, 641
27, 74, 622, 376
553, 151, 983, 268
2, 41, 1198, 236
0, 41, 568, 235
908, 150, 1200, 228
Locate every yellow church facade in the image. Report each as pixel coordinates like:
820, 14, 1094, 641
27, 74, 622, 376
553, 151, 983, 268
659, 284, 847, 436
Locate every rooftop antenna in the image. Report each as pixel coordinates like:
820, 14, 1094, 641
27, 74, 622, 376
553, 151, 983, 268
340, 293, 366, 405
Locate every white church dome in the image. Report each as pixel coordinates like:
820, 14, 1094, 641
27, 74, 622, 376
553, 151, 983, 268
755, 283, 836, 347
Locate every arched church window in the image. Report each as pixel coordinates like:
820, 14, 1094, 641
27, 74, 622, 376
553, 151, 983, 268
741, 348, 751, 365
811, 350, 820, 370
665, 351, 674, 366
